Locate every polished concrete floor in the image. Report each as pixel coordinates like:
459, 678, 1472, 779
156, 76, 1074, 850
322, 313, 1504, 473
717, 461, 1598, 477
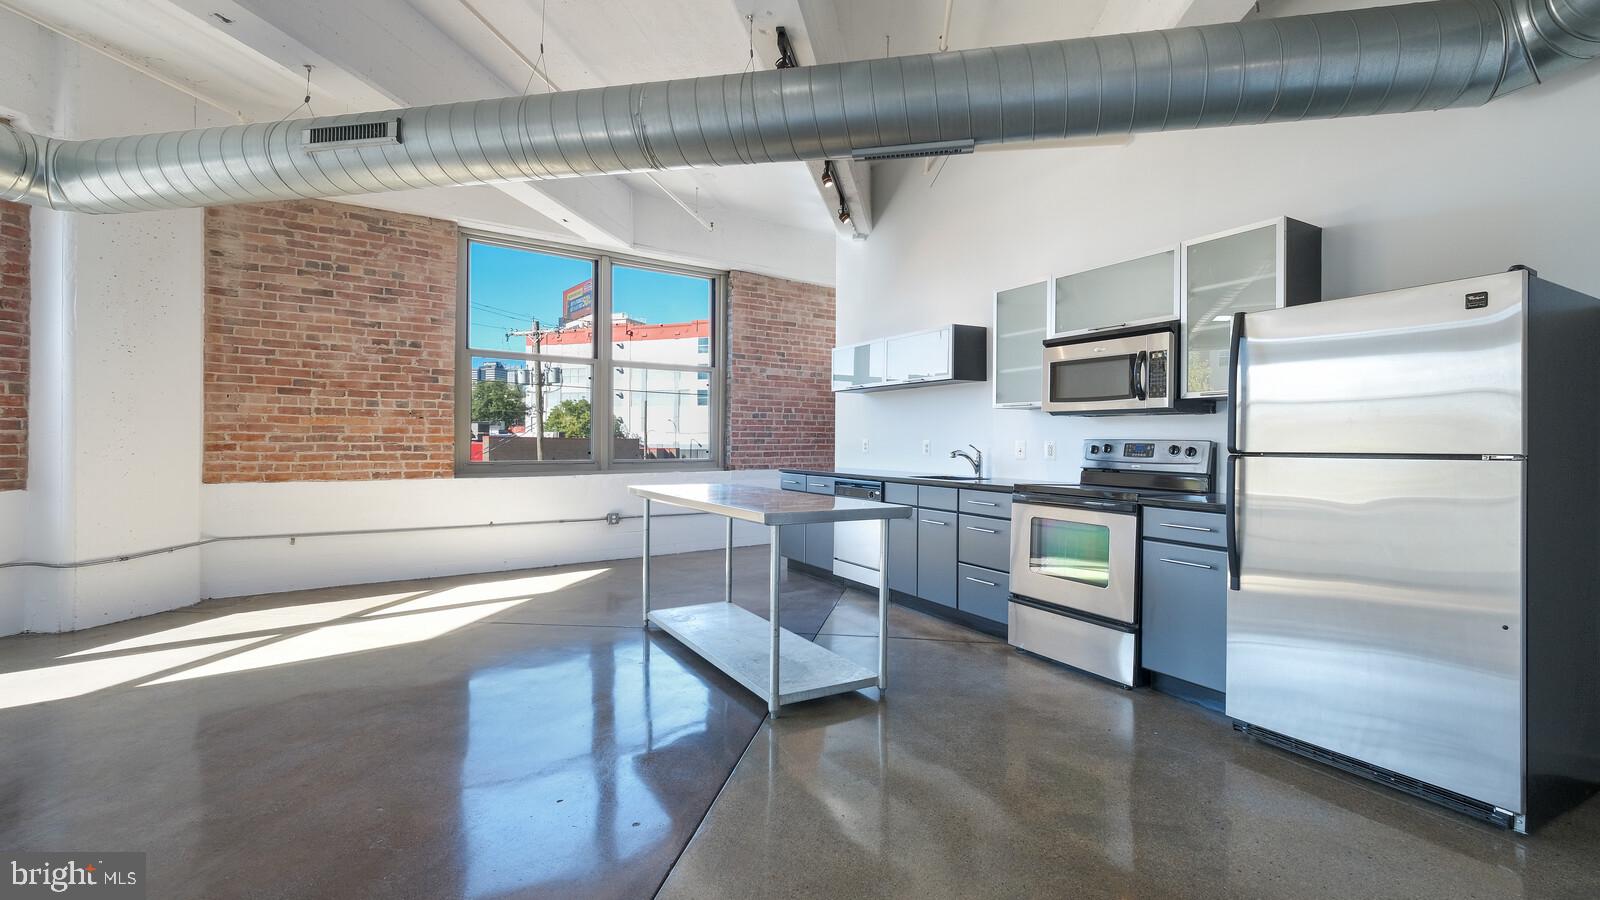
2, 547, 1598, 899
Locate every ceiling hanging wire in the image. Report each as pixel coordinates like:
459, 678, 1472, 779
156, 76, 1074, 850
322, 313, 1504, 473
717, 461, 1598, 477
276, 65, 316, 121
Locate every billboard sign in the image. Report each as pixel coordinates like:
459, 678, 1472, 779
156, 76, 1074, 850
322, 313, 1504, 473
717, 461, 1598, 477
563, 279, 594, 321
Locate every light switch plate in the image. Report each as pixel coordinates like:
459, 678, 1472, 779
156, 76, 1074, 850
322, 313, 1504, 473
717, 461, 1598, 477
1013, 440, 1027, 460
1043, 440, 1057, 460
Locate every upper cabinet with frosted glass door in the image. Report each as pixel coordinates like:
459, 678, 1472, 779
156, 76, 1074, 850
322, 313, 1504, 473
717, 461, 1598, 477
1050, 247, 1179, 341
1179, 218, 1322, 398
993, 280, 1048, 408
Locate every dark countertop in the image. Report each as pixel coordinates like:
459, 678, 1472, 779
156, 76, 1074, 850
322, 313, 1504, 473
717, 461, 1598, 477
783, 466, 1227, 512
778, 467, 1025, 493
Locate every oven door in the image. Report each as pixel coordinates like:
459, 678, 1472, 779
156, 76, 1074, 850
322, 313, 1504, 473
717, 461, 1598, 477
1042, 331, 1169, 414
1009, 501, 1138, 624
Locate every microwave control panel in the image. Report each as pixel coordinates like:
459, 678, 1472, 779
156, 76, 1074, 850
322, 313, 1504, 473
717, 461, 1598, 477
1147, 350, 1169, 398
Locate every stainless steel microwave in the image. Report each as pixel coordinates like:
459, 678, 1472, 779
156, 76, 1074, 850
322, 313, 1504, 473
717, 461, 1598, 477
1041, 327, 1213, 415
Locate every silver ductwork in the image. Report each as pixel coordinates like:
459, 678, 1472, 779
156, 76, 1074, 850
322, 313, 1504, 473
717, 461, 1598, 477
2, 0, 1598, 214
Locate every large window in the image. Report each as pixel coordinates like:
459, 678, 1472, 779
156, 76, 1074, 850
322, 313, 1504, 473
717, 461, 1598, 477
457, 233, 726, 474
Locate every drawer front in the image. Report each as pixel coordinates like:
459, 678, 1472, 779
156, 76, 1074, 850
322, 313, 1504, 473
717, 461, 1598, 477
1140, 541, 1227, 692
958, 490, 1012, 518
885, 482, 919, 505
916, 509, 958, 608
957, 564, 1010, 623
918, 485, 958, 511
779, 473, 808, 492
1142, 507, 1226, 548
804, 475, 836, 495
957, 514, 1011, 571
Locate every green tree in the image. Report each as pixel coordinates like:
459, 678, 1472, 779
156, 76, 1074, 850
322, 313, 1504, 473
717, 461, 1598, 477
545, 398, 624, 438
471, 380, 528, 430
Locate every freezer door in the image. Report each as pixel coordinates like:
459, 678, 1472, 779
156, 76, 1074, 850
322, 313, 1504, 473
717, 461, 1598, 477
1234, 271, 1525, 455
1226, 456, 1524, 812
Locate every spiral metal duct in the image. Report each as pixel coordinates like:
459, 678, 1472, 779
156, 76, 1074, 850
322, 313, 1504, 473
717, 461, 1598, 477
2, 0, 1598, 214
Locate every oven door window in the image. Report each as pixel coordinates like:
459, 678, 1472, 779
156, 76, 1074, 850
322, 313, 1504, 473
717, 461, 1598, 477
1049, 355, 1136, 403
1028, 517, 1112, 588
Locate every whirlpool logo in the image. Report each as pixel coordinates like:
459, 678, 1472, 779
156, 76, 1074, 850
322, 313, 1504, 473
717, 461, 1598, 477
3, 853, 145, 898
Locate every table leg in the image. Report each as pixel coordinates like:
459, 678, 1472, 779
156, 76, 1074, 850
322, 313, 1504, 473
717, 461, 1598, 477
725, 517, 734, 602
878, 517, 889, 691
768, 525, 781, 718
641, 498, 651, 626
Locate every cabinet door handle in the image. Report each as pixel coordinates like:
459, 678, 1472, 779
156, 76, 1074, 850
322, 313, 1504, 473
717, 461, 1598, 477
809, 482, 828, 488
965, 525, 999, 534
919, 519, 949, 526
1158, 522, 1215, 533
1159, 557, 1215, 570
967, 499, 998, 507
964, 576, 997, 587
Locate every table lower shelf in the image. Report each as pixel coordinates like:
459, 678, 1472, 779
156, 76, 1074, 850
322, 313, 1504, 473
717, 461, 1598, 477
648, 601, 878, 706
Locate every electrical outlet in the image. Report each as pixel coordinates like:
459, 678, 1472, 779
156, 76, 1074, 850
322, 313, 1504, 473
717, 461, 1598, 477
1013, 440, 1027, 460
921, 439, 931, 456
1043, 440, 1057, 460
860, 438, 870, 454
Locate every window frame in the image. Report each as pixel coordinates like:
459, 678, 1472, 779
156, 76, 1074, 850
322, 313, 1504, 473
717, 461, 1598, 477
455, 230, 728, 476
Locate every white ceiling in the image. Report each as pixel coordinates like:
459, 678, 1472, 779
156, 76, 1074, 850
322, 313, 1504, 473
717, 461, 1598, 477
0, 0, 1248, 242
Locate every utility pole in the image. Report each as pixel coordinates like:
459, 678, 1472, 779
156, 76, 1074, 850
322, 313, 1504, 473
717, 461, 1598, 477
505, 320, 546, 460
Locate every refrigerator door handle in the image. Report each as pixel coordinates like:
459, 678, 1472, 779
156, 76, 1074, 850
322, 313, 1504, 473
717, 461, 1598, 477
1226, 454, 1241, 591
1226, 311, 1246, 453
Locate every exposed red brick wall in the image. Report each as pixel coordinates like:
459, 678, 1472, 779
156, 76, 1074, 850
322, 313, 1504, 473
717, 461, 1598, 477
0, 200, 27, 492
204, 200, 456, 483
726, 271, 835, 470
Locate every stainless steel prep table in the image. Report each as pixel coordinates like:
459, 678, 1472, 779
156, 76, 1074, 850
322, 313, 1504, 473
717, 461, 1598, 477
629, 483, 912, 716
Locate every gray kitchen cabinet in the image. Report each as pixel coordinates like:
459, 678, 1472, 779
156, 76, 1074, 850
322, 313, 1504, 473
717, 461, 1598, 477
888, 512, 918, 596
916, 509, 958, 608
918, 486, 958, 511
803, 522, 834, 570
803, 475, 836, 495
957, 564, 1010, 623
1181, 217, 1321, 398
885, 482, 919, 505
778, 474, 807, 562
1142, 507, 1226, 549
958, 490, 1012, 518
779, 524, 805, 561
957, 514, 1011, 571
1140, 540, 1227, 692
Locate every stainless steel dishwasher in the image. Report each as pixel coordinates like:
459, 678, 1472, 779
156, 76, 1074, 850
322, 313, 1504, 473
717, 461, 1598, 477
832, 479, 884, 587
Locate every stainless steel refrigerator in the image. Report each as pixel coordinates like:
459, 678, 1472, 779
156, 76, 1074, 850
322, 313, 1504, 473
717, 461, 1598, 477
1226, 268, 1600, 832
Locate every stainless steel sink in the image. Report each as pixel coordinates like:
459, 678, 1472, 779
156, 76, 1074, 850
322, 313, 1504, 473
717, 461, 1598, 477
922, 475, 985, 481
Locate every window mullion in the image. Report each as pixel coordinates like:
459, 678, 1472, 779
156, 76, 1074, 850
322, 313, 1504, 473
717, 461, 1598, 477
595, 256, 614, 470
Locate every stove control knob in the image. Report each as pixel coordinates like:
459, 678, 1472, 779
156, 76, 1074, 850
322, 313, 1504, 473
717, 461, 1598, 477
1168, 444, 1181, 456
1089, 444, 1101, 454
1184, 446, 1199, 458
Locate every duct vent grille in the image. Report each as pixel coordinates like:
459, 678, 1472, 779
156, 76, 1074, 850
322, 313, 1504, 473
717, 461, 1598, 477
852, 139, 975, 161
302, 119, 401, 151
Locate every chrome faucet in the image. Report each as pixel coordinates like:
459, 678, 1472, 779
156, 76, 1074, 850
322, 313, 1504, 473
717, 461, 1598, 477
949, 444, 982, 476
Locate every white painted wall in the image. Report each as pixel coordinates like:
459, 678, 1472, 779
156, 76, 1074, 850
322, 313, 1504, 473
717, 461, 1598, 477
200, 471, 773, 599
6, 28, 224, 633
834, 10, 1600, 481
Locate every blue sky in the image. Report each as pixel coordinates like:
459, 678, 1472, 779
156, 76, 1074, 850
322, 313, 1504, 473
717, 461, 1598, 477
468, 241, 712, 353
